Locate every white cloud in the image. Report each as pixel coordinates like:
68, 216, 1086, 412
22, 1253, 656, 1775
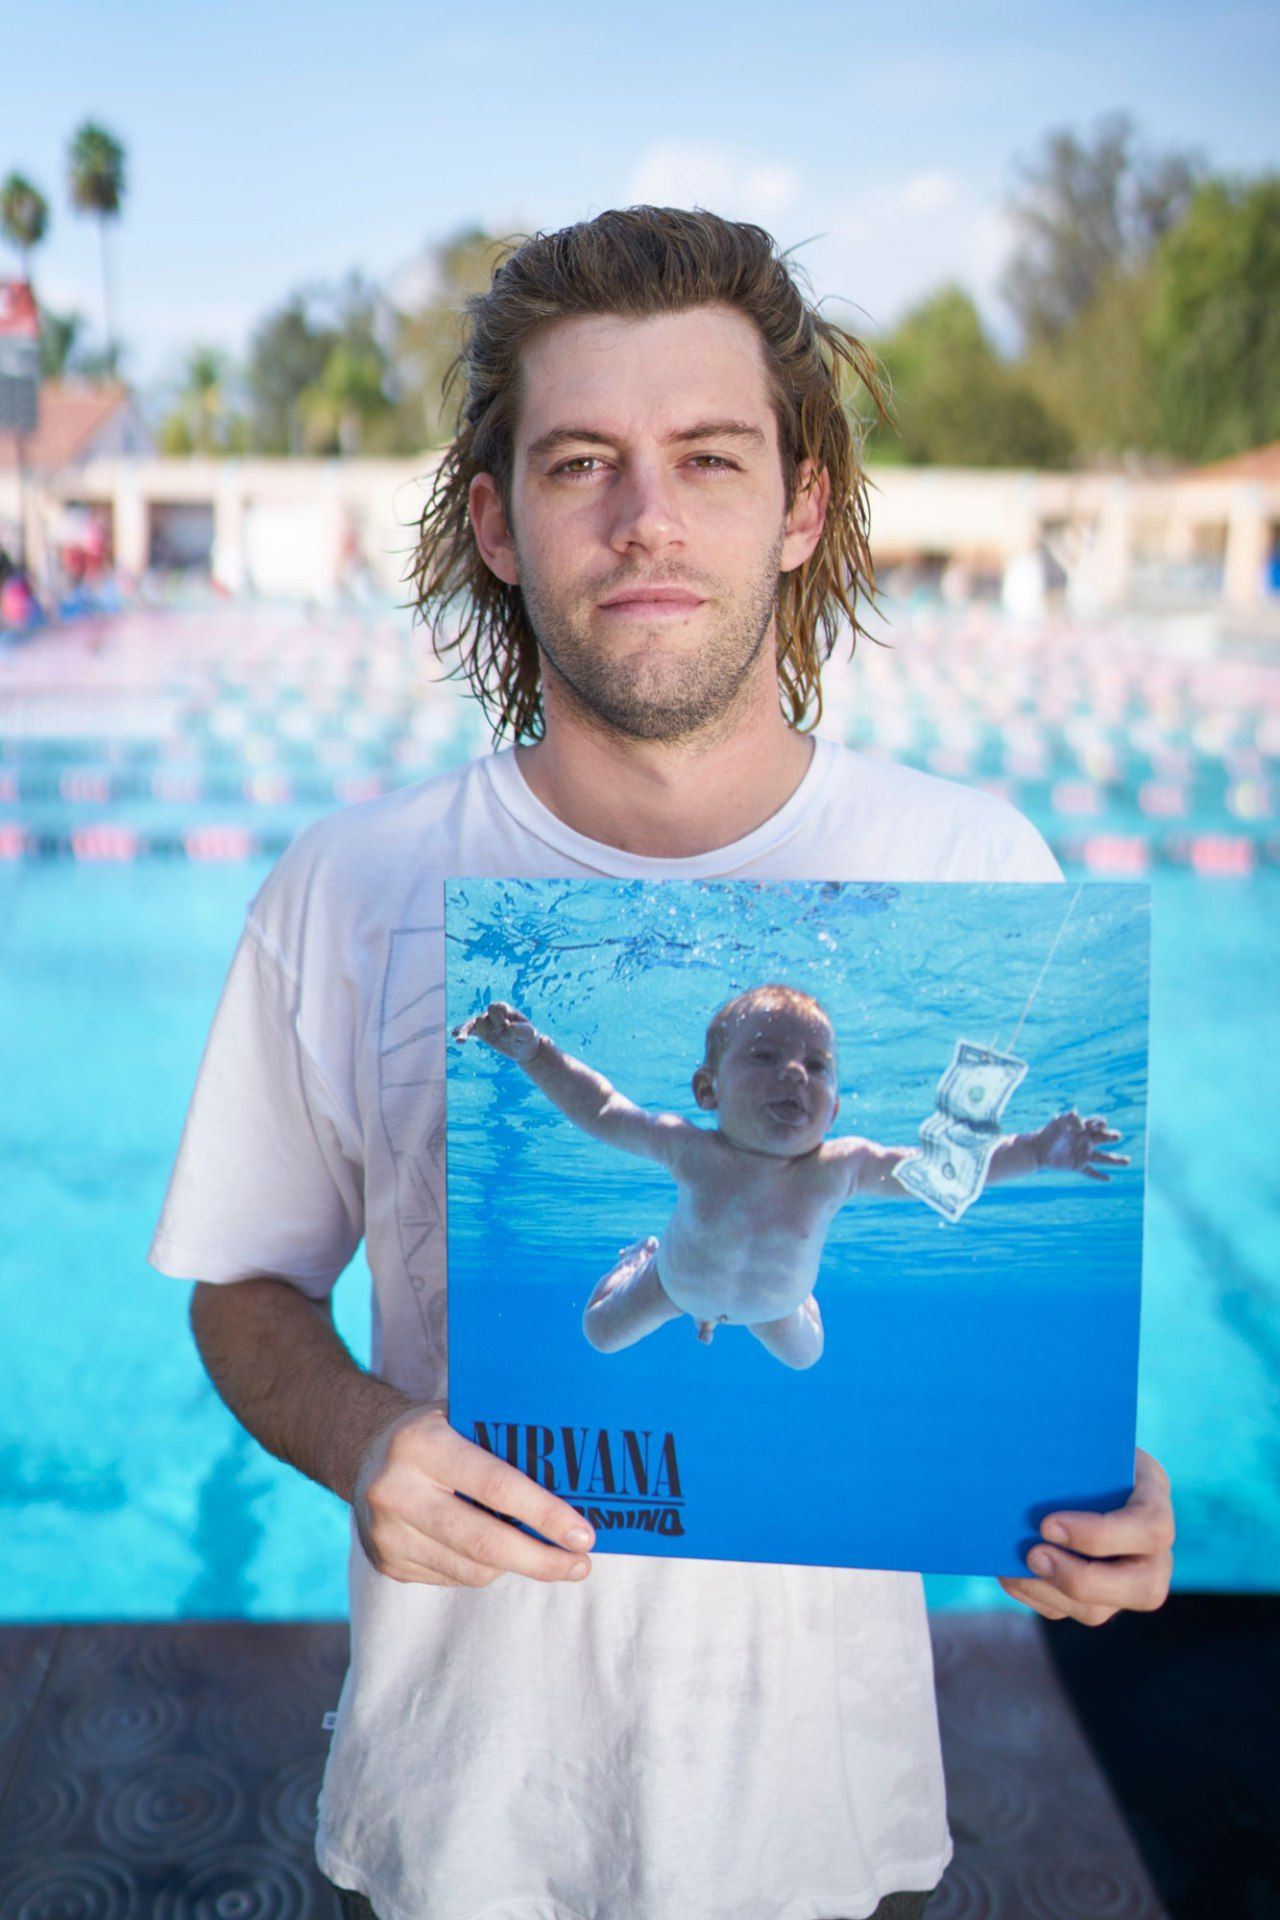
625, 141, 802, 223
899, 171, 964, 218
817, 172, 1014, 334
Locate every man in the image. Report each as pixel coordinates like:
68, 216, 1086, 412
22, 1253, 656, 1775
151, 207, 1174, 1920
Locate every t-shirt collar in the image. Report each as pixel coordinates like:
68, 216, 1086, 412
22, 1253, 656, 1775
482, 736, 836, 877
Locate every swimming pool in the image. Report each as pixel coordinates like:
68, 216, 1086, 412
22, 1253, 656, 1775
2, 604, 1276, 1616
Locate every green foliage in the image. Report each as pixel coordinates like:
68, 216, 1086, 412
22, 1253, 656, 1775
66, 120, 127, 377
1149, 174, 1280, 461
0, 173, 49, 268
246, 296, 333, 453
1002, 111, 1201, 343
297, 337, 392, 456
873, 285, 1073, 468
66, 123, 126, 217
37, 306, 88, 380
157, 346, 251, 456
389, 226, 515, 449
1020, 267, 1162, 461
246, 273, 395, 455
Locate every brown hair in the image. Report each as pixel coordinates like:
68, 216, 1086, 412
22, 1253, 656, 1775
703, 985, 834, 1075
406, 206, 889, 741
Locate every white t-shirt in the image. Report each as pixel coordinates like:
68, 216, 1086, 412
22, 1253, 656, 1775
151, 737, 1061, 1920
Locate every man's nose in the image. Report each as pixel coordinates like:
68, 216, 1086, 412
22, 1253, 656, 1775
779, 1059, 805, 1083
608, 461, 683, 554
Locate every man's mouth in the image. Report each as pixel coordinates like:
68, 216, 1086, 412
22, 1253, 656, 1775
765, 1098, 807, 1125
598, 586, 706, 618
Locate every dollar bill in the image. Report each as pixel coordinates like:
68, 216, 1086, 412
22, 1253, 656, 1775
893, 1040, 1028, 1222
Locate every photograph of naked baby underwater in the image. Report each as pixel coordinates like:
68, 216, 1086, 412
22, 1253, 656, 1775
445, 876, 1149, 1575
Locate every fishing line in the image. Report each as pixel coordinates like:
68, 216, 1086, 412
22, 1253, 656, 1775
991, 883, 1084, 1053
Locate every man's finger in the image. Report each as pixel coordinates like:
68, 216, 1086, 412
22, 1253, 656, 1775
1089, 1150, 1130, 1165
369, 1509, 507, 1588
1024, 1544, 1169, 1616
1080, 1165, 1109, 1181
423, 1489, 592, 1583
442, 1424, 596, 1555
1041, 1449, 1175, 1559
997, 1575, 1069, 1620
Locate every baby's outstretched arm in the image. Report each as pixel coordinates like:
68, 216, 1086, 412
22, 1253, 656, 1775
987, 1110, 1129, 1184
827, 1111, 1130, 1201
455, 1002, 689, 1165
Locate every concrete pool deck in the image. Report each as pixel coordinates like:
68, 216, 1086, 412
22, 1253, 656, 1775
0, 1611, 1172, 1917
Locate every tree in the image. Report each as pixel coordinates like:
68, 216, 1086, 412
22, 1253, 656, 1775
67, 121, 126, 377
0, 173, 49, 283
1020, 266, 1162, 462
389, 226, 513, 448
157, 345, 250, 456
37, 306, 89, 380
874, 285, 1073, 468
1002, 112, 1202, 344
246, 271, 394, 454
246, 293, 336, 453
1149, 173, 1280, 461
297, 338, 392, 456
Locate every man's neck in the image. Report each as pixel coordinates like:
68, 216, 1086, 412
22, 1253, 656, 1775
515, 687, 815, 860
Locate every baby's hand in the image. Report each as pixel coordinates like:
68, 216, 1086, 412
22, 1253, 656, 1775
453, 1000, 542, 1064
1034, 1111, 1129, 1182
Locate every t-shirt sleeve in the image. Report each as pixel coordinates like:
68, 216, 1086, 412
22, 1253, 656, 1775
149, 916, 364, 1296
991, 807, 1063, 883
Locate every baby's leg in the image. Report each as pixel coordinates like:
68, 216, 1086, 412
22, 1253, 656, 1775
583, 1237, 683, 1354
748, 1294, 824, 1370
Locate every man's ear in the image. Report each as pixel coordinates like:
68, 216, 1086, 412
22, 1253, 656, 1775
831, 1094, 840, 1123
779, 459, 830, 575
692, 1067, 717, 1111
468, 472, 520, 587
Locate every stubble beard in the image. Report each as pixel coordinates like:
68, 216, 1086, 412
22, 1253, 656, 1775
516, 528, 787, 745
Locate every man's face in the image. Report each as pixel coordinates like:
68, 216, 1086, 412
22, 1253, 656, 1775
469, 305, 826, 742
696, 1006, 840, 1158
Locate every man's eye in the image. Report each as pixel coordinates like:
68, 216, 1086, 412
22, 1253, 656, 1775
688, 455, 737, 471
552, 457, 605, 477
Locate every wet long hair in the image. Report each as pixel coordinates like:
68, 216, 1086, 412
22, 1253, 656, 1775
405, 206, 890, 742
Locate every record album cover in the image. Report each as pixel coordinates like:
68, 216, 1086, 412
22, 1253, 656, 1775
445, 878, 1149, 1575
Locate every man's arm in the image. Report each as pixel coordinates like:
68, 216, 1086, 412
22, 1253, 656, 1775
457, 1000, 690, 1165
190, 1277, 595, 1588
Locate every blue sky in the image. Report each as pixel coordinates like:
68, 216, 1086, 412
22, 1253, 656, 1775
6, 0, 1278, 386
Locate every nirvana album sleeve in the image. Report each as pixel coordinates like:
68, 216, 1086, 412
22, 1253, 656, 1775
443, 879, 1148, 1576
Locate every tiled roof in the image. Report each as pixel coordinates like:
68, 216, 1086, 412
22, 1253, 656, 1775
1191, 442, 1280, 483
0, 381, 133, 471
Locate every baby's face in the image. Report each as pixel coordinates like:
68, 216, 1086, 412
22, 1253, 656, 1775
697, 1007, 839, 1157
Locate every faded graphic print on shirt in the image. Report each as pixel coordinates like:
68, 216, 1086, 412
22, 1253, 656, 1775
378, 925, 449, 1382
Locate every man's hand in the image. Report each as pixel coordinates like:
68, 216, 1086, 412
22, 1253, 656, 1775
1034, 1110, 1130, 1181
998, 1448, 1174, 1626
354, 1404, 594, 1588
454, 1000, 542, 1064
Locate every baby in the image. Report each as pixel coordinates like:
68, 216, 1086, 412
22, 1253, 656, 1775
455, 985, 1127, 1370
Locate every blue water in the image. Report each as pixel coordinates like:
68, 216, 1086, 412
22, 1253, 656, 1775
2, 858, 1274, 1616
1, 604, 1278, 1616
445, 879, 1148, 1577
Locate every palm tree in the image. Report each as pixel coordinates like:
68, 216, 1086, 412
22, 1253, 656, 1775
0, 174, 50, 285
66, 122, 126, 377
